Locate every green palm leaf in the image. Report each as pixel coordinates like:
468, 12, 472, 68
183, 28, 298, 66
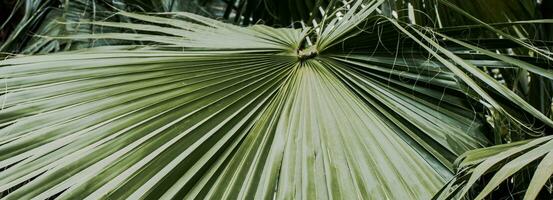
436, 136, 553, 200
0, 1, 551, 199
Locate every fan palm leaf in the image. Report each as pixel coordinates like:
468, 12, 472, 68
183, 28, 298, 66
0, 0, 552, 199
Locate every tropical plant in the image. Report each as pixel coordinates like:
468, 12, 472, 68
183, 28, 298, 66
0, 0, 552, 199
436, 136, 553, 200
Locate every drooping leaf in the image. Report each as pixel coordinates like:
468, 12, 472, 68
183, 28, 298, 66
435, 136, 553, 200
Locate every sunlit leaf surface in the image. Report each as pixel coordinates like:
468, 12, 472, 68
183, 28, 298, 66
1, 1, 552, 199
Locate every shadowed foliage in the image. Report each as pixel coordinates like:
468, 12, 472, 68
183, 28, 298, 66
0, 0, 552, 199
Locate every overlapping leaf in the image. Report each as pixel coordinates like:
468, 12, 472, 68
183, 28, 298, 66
435, 136, 553, 200
0, 1, 552, 199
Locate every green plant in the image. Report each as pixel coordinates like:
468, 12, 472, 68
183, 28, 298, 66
0, 0, 552, 199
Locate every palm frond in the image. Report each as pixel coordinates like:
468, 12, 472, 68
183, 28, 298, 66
0, 3, 488, 199
435, 136, 553, 200
0, 1, 552, 199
